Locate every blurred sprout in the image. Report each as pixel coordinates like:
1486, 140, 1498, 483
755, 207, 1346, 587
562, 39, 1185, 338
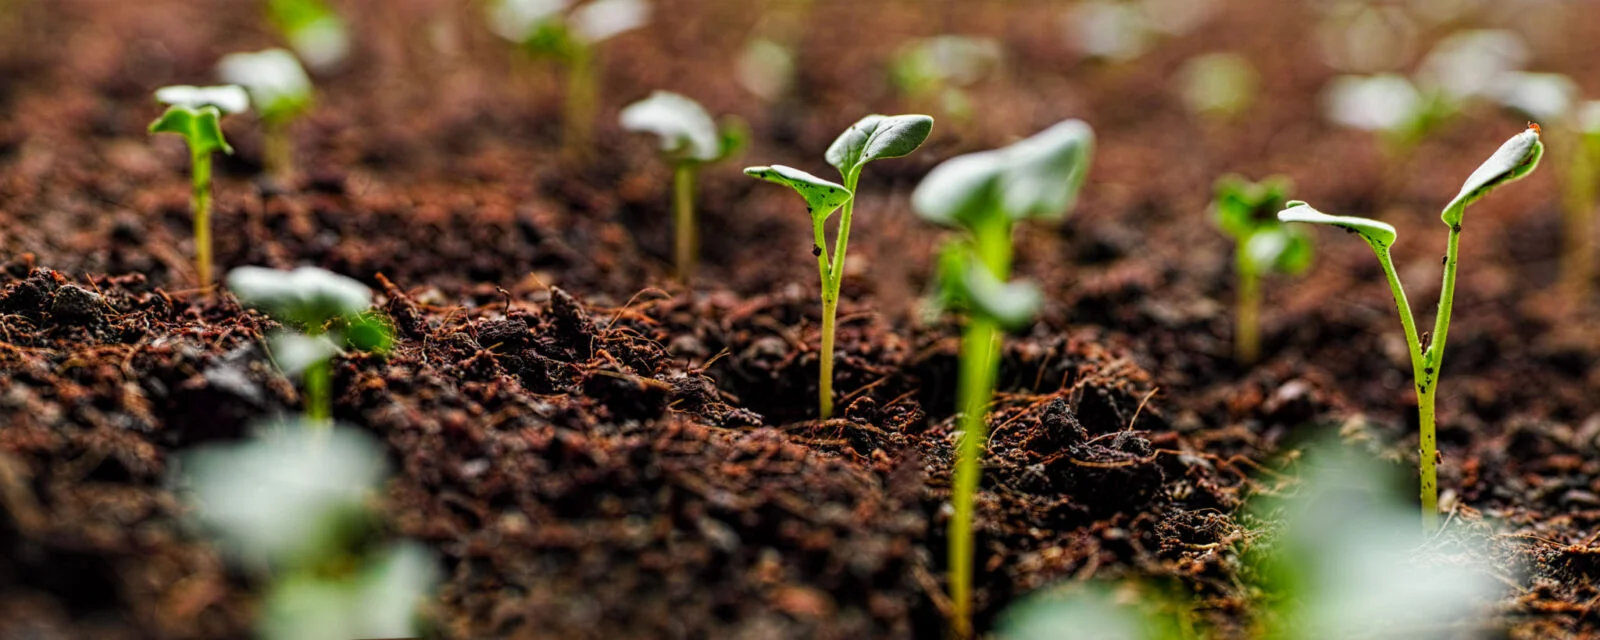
488, 0, 651, 163
1323, 74, 1421, 133
891, 36, 1002, 121
1314, 4, 1418, 73
999, 584, 1178, 640
736, 38, 795, 102
1416, 29, 1528, 103
913, 119, 1094, 637
1178, 52, 1259, 121
620, 91, 743, 283
149, 85, 248, 293
266, 0, 350, 71
1138, 0, 1216, 36
1211, 175, 1310, 365
178, 423, 440, 640
1493, 71, 1577, 126
218, 48, 313, 180
1065, 2, 1151, 62
228, 266, 390, 424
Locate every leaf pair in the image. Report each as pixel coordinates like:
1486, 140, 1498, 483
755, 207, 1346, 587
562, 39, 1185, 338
1212, 175, 1311, 276
149, 85, 251, 156
912, 119, 1095, 229
745, 113, 934, 221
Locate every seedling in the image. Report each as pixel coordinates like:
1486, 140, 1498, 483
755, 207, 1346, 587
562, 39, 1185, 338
1278, 125, 1542, 527
912, 119, 1094, 637
891, 36, 1002, 121
488, 0, 650, 161
745, 114, 933, 419
619, 91, 744, 283
227, 266, 393, 424
1210, 175, 1312, 365
219, 48, 314, 181
149, 85, 250, 292
266, 0, 350, 71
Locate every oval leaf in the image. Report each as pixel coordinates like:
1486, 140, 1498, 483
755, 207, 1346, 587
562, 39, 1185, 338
996, 119, 1095, 221
1278, 201, 1397, 250
962, 259, 1042, 330
148, 105, 235, 156
619, 91, 720, 162
743, 165, 853, 220
1443, 125, 1543, 224
825, 114, 934, 176
270, 331, 341, 377
228, 265, 373, 327
217, 49, 313, 123
911, 149, 1005, 228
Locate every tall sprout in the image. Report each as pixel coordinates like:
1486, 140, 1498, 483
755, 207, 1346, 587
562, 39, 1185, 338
149, 85, 249, 292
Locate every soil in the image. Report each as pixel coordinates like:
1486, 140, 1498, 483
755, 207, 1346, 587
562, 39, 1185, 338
3, 0, 1600, 638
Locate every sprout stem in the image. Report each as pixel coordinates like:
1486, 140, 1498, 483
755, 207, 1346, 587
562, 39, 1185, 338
264, 117, 293, 183
191, 145, 214, 292
815, 170, 860, 419
1373, 242, 1435, 528
949, 213, 1013, 638
1235, 252, 1260, 365
1562, 132, 1595, 303
305, 359, 332, 426
563, 43, 598, 164
674, 162, 697, 283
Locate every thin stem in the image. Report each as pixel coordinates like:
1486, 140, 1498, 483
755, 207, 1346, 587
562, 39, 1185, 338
563, 43, 597, 164
1562, 132, 1595, 303
812, 215, 835, 418
673, 162, 697, 284
1372, 244, 1435, 526
263, 116, 293, 183
829, 169, 861, 292
304, 358, 332, 426
1235, 250, 1260, 365
191, 146, 214, 292
949, 214, 1012, 639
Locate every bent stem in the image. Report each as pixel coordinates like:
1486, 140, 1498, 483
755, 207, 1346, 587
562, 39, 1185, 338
191, 145, 214, 292
949, 214, 1012, 638
1372, 241, 1439, 529
816, 170, 861, 419
674, 162, 698, 283
1235, 251, 1260, 365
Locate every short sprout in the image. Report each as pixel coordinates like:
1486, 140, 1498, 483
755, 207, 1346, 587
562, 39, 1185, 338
150, 85, 249, 291
621, 90, 722, 162
228, 265, 373, 330
267, 0, 351, 70
1212, 175, 1311, 364
218, 49, 313, 126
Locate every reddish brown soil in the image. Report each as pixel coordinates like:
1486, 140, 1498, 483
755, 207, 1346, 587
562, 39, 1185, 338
3, 0, 1600, 638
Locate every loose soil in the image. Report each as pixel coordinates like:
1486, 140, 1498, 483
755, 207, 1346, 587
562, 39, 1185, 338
3, 0, 1600, 638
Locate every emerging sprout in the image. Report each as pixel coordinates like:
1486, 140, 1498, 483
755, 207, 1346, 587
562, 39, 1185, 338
1210, 175, 1312, 365
218, 48, 314, 182
227, 266, 392, 424
744, 114, 933, 420
912, 119, 1094, 637
266, 0, 350, 71
1277, 125, 1542, 528
488, 0, 650, 162
149, 85, 250, 292
891, 36, 1003, 121
620, 91, 744, 283
178, 422, 439, 639
1178, 52, 1259, 121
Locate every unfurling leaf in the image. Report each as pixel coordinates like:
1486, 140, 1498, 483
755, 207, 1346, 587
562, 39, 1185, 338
743, 165, 853, 221
1278, 201, 1397, 251
825, 114, 935, 177
1442, 125, 1543, 224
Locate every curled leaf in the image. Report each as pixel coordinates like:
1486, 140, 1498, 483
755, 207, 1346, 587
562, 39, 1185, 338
825, 114, 935, 176
1278, 201, 1396, 251
149, 105, 235, 156
743, 165, 852, 221
1442, 125, 1543, 224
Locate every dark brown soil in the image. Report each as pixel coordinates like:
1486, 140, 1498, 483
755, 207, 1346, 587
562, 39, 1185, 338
3, 0, 1600, 638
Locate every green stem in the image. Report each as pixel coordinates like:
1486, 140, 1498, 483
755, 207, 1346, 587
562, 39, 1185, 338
1372, 244, 1433, 527
263, 116, 293, 183
1235, 250, 1260, 365
191, 146, 214, 292
305, 358, 331, 426
563, 43, 597, 164
1416, 224, 1463, 528
813, 215, 835, 419
673, 162, 697, 284
949, 214, 1012, 638
1562, 132, 1595, 302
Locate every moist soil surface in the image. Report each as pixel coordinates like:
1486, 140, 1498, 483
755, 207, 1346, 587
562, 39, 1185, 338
4, 0, 1600, 638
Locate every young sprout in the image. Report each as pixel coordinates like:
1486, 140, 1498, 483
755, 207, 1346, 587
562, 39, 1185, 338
1210, 175, 1312, 365
226, 266, 392, 425
149, 85, 250, 292
1278, 125, 1542, 528
219, 48, 314, 182
619, 91, 744, 283
488, 0, 650, 162
266, 0, 350, 71
912, 119, 1094, 637
745, 114, 934, 419
891, 36, 1003, 122
1178, 52, 1259, 122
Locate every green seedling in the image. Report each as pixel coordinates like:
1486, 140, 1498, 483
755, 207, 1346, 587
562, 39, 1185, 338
179, 421, 440, 640
219, 48, 314, 182
1178, 52, 1259, 121
620, 91, 745, 283
891, 36, 1002, 122
489, 0, 650, 162
149, 85, 250, 292
913, 119, 1094, 638
1278, 125, 1543, 527
745, 114, 933, 419
267, 0, 350, 71
227, 266, 393, 425
1211, 175, 1312, 365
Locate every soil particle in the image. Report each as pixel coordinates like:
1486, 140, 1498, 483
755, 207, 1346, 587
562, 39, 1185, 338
48, 284, 105, 326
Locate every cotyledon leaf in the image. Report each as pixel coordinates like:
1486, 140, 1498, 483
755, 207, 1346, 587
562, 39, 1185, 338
1278, 201, 1397, 251
743, 165, 853, 220
619, 90, 721, 162
825, 114, 934, 176
148, 106, 235, 156
1442, 125, 1543, 225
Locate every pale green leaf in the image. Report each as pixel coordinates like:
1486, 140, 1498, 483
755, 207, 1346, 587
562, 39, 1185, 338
911, 149, 1005, 228
743, 165, 853, 221
227, 265, 373, 327
148, 105, 235, 156
825, 114, 934, 176
1278, 201, 1396, 250
996, 119, 1094, 220
1442, 126, 1543, 224
963, 259, 1042, 330
217, 49, 313, 124
619, 91, 720, 162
